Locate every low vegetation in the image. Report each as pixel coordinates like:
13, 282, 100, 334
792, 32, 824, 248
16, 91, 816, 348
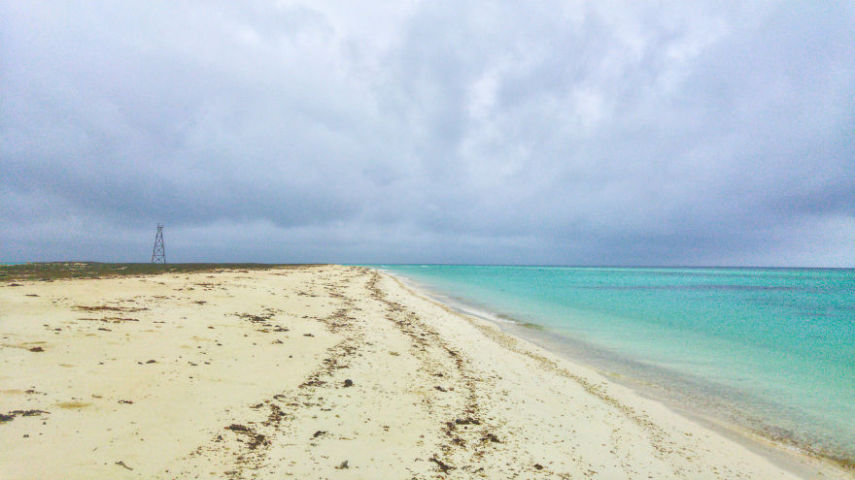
0, 262, 317, 282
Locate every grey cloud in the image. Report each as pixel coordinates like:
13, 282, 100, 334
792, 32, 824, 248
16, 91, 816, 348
1, 1, 853, 266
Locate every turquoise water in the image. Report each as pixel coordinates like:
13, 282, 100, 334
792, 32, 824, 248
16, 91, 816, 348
379, 265, 855, 463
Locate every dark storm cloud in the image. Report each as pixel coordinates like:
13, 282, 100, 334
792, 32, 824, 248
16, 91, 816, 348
2, 1, 853, 266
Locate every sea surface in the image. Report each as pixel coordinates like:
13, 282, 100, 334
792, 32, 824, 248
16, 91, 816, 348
377, 265, 855, 464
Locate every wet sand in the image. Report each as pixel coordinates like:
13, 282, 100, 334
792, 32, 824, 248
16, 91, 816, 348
0, 265, 849, 479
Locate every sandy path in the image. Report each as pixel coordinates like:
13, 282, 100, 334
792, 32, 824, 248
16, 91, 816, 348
0, 265, 848, 479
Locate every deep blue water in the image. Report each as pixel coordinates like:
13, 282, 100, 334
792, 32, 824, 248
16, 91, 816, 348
378, 265, 855, 462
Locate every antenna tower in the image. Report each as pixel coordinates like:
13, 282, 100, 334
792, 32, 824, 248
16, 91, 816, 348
151, 224, 166, 264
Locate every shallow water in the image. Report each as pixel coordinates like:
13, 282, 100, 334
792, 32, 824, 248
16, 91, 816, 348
378, 265, 855, 463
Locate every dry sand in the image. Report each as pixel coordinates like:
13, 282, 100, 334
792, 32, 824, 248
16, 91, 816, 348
0, 265, 849, 479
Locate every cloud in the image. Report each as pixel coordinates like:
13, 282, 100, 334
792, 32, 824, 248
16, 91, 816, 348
2, 1, 853, 266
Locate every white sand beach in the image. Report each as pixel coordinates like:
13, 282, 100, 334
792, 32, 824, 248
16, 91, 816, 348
1, 265, 849, 479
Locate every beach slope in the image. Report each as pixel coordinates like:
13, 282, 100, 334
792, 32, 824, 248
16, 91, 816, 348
0, 265, 845, 479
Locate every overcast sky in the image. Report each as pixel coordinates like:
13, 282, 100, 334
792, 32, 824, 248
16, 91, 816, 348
2, 1, 853, 266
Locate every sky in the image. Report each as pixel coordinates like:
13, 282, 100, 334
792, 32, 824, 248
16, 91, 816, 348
2, 1, 854, 266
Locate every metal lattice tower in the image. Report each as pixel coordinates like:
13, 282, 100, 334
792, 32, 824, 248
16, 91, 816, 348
151, 224, 166, 264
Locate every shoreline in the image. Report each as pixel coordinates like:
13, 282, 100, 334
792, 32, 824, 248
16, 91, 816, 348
1, 264, 851, 479
378, 268, 853, 478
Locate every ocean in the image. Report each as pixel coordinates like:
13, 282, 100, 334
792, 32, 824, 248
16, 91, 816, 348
377, 265, 855, 464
